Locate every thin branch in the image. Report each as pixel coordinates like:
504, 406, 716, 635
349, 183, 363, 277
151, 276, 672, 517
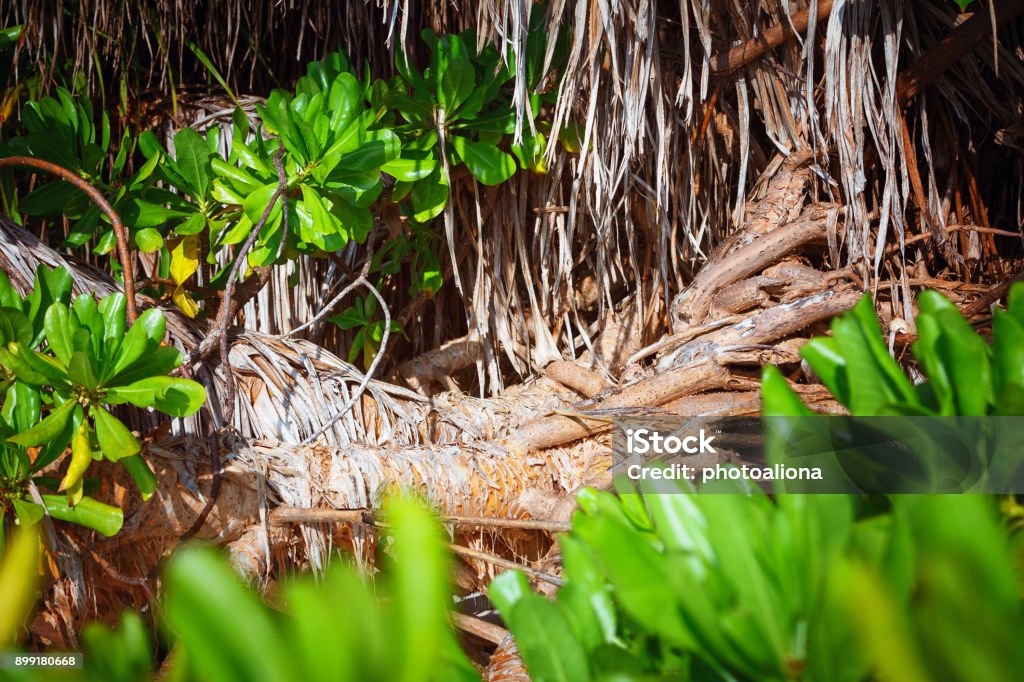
447, 544, 563, 586
0, 156, 138, 323
451, 613, 510, 646
268, 506, 572, 533
270, 261, 372, 340
220, 142, 288, 427
299, 276, 392, 446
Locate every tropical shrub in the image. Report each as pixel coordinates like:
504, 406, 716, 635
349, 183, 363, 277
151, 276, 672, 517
761, 283, 1024, 417
492, 482, 1024, 681
0, 3, 573, 333
0, 497, 478, 682
0, 265, 205, 538
492, 287, 1024, 681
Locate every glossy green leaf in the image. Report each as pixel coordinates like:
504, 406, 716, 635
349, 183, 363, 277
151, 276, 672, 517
492, 571, 591, 682
451, 136, 515, 185
0, 307, 33, 348
98, 292, 127, 361
11, 497, 44, 527
43, 303, 75, 366
106, 308, 167, 382
761, 365, 815, 417
381, 155, 437, 182
134, 228, 164, 253
2, 381, 41, 434
174, 212, 207, 236
0, 526, 40, 647
243, 183, 284, 226
172, 127, 212, 198
164, 548, 292, 682
68, 351, 100, 390
411, 169, 448, 223
109, 346, 183, 387
119, 455, 157, 501
41, 494, 123, 536
106, 376, 206, 417
8, 398, 77, 447
91, 405, 141, 461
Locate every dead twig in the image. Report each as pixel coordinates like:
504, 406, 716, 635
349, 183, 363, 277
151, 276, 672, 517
451, 613, 509, 646
300, 276, 392, 446
268, 506, 571, 532
447, 543, 563, 586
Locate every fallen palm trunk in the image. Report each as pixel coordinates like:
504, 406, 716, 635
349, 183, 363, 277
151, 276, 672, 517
98, 433, 611, 578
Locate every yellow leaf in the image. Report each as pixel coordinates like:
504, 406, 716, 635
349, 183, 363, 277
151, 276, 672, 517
169, 234, 201, 286
169, 234, 201, 317
59, 420, 91, 497
65, 477, 84, 507
172, 286, 200, 318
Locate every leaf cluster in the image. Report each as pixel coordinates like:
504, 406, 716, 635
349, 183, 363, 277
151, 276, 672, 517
1, 497, 477, 682
1, 4, 574, 325
493, 482, 1024, 681
0, 266, 205, 537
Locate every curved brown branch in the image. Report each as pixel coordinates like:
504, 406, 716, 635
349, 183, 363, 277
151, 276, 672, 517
0, 156, 137, 323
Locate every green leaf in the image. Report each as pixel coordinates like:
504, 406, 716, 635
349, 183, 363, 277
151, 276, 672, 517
761, 365, 815, 416
8, 398, 77, 447
98, 292, 127, 362
0, 526, 40, 647
336, 131, 400, 172
109, 346, 183, 386
11, 498, 44, 527
40, 494, 123, 536
491, 571, 592, 682
830, 295, 917, 413
43, 303, 76, 366
32, 402, 84, 472
164, 548, 292, 682
433, 36, 475, 112
558, 535, 616, 647
91, 405, 141, 461
993, 310, 1024, 415
134, 228, 165, 253
119, 455, 157, 501
2, 381, 41, 434
917, 291, 992, 415
107, 308, 167, 382
118, 198, 190, 229
172, 127, 212, 198
0, 307, 33, 347
72, 294, 103, 353
411, 169, 449, 223
450, 136, 516, 185
106, 376, 206, 417
243, 183, 284, 226
381, 155, 438, 182
174, 212, 207, 236
68, 351, 100, 390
